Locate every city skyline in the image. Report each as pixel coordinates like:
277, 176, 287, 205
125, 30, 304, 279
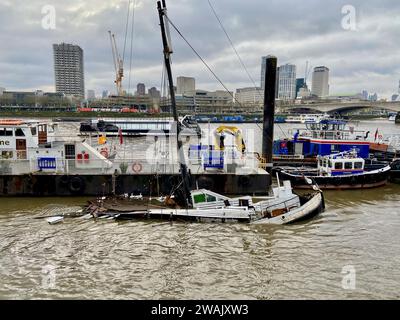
0, 0, 399, 98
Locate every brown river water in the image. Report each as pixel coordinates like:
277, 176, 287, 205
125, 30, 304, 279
0, 120, 399, 299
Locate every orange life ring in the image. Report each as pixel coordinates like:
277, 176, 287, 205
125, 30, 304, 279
132, 162, 142, 173
100, 147, 109, 158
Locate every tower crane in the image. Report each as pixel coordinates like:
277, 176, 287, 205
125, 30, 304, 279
109, 30, 124, 96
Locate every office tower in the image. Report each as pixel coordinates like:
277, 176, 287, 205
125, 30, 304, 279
311, 66, 330, 97
277, 64, 296, 100
53, 43, 85, 97
148, 87, 161, 99
176, 76, 196, 96
136, 83, 146, 96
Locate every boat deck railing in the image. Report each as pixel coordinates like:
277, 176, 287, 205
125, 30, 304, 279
0, 153, 262, 176
297, 128, 366, 141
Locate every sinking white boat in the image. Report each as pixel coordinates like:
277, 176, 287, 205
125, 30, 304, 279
88, 180, 325, 225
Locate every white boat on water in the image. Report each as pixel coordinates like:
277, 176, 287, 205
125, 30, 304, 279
84, 178, 325, 225
388, 114, 397, 121
285, 114, 329, 124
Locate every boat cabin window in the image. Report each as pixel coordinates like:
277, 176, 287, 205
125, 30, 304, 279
193, 194, 206, 204
206, 194, 217, 202
1, 151, 13, 159
15, 128, 25, 137
354, 162, 363, 169
335, 162, 343, 169
30, 127, 37, 136
0, 128, 13, 136
193, 193, 218, 204
328, 160, 332, 168
345, 162, 353, 169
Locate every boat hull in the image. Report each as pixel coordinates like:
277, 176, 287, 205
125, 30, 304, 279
274, 166, 391, 190
252, 191, 324, 225
0, 173, 270, 196
93, 191, 324, 225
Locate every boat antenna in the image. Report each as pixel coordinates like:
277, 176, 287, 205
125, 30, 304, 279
157, 0, 192, 208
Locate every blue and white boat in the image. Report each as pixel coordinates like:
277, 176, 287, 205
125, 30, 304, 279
274, 119, 374, 163
274, 150, 391, 190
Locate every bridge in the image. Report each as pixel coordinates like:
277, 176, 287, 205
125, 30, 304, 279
280, 101, 400, 114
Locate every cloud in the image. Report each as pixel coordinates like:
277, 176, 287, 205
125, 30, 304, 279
0, 0, 399, 98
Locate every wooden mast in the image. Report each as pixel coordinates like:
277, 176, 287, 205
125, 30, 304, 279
157, 0, 192, 208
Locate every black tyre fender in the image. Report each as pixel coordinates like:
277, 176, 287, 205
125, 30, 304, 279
59, 175, 69, 185
68, 176, 85, 194
238, 175, 251, 187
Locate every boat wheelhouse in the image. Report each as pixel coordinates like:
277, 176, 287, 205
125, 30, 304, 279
317, 151, 365, 176
274, 119, 371, 161
0, 119, 113, 175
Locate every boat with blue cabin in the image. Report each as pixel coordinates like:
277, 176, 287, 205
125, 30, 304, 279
274, 149, 391, 189
273, 118, 398, 165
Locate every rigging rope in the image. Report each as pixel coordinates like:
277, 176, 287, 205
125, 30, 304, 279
164, 15, 244, 108
207, 0, 262, 100
127, 0, 136, 95
122, 0, 132, 63
206, 1, 287, 138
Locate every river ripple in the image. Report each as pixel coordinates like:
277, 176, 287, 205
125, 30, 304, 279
0, 184, 399, 300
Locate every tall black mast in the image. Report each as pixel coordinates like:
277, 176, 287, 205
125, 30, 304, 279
157, 0, 192, 208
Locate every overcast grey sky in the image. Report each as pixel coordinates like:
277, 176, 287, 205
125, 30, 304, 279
0, 0, 399, 98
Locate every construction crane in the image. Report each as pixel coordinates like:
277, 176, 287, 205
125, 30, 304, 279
304, 61, 313, 87
109, 30, 124, 96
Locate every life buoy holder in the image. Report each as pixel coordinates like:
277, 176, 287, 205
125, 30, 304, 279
100, 147, 109, 158
132, 162, 142, 173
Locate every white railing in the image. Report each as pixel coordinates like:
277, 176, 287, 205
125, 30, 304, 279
0, 152, 262, 176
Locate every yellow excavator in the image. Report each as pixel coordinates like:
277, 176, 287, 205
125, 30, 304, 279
214, 126, 246, 154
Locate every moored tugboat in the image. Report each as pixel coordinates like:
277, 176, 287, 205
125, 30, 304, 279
274, 149, 391, 190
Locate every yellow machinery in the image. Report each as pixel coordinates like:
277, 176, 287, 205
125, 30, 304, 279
214, 126, 246, 154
